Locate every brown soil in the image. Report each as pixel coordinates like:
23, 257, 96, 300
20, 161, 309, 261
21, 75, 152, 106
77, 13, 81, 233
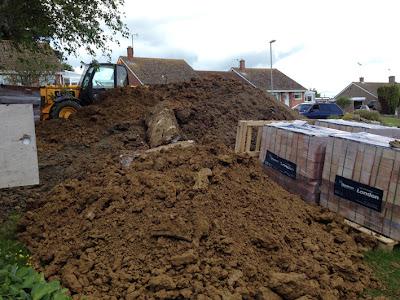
1, 77, 380, 299
1, 77, 295, 220
150, 76, 298, 147
19, 144, 378, 300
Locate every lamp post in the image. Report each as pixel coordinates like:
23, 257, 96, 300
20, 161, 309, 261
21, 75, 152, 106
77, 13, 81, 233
269, 39, 276, 99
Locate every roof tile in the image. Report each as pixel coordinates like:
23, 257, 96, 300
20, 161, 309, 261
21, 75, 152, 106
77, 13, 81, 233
120, 56, 198, 85
231, 67, 306, 91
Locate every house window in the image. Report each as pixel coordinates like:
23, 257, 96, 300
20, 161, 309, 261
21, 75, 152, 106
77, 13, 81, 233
272, 92, 280, 101
294, 92, 302, 100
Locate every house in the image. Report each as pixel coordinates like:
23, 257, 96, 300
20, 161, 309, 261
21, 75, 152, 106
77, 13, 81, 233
117, 46, 198, 85
0, 40, 62, 86
230, 59, 308, 108
335, 76, 397, 110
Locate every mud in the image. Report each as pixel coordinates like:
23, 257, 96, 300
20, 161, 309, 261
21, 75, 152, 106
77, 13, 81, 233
1, 77, 295, 220
17, 144, 379, 299
0, 77, 380, 299
150, 76, 298, 147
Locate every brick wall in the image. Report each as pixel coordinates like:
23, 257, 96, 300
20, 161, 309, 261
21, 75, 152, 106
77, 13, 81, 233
289, 92, 304, 108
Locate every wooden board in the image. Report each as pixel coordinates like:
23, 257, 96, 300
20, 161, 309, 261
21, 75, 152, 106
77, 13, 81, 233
0, 104, 39, 188
234, 120, 275, 157
344, 219, 398, 251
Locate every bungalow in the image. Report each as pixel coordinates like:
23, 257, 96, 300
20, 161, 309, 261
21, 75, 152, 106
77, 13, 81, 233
117, 46, 198, 85
335, 76, 398, 110
230, 59, 308, 108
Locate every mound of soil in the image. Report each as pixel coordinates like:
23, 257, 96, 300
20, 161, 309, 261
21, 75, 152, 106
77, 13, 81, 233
19, 144, 377, 300
150, 76, 297, 147
1, 77, 380, 299
1, 77, 296, 220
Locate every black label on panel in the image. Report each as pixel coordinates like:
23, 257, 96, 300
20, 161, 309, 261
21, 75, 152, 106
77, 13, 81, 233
334, 175, 383, 212
264, 151, 297, 179
55, 90, 76, 98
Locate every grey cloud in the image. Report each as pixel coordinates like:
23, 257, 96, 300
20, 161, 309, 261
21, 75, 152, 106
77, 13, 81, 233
195, 45, 303, 71
125, 18, 166, 47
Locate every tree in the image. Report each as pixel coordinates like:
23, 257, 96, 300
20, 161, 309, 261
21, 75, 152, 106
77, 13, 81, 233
0, 0, 128, 57
309, 88, 321, 98
335, 96, 351, 109
377, 85, 400, 114
61, 63, 74, 72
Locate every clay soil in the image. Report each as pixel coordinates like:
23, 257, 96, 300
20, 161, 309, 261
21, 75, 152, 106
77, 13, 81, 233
1, 77, 380, 299
1, 76, 296, 219
149, 76, 298, 147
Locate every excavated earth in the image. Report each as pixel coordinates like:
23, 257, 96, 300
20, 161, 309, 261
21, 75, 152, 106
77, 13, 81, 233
0, 77, 381, 299
0, 76, 296, 219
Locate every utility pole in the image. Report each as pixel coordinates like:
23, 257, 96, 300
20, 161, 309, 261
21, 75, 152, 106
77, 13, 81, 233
269, 40, 276, 98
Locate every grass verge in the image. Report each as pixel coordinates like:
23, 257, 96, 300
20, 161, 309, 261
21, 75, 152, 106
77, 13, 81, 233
364, 248, 400, 299
381, 116, 400, 127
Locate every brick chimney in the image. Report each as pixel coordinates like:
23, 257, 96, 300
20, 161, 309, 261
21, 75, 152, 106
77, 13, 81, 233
389, 75, 396, 84
359, 77, 364, 83
127, 46, 134, 60
239, 59, 245, 71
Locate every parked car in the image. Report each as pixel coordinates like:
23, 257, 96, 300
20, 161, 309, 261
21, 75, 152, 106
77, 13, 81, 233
293, 103, 344, 119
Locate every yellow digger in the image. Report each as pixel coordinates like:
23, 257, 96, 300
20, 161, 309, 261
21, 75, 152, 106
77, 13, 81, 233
40, 63, 129, 119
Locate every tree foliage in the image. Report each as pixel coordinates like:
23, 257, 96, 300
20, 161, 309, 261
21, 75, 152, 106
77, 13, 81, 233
309, 88, 321, 98
2, 42, 61, 86
335, 96, 351, 109
61, 63, 74, 72
377, 85, 400, 114
0, 0, 128, 57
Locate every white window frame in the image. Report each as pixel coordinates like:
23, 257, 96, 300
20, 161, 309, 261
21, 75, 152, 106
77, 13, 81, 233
294, 92, 302, 100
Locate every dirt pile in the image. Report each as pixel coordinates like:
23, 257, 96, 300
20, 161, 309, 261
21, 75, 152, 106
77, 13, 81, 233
37, 76, 296, 151
19, 144, 378, 300
150, 76, 297, 146
1, 77, 296, 220
1, 77, 380, 299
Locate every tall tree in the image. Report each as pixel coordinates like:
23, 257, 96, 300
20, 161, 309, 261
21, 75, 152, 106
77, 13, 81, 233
0, 0, 128, 57
378, 85, 400, 114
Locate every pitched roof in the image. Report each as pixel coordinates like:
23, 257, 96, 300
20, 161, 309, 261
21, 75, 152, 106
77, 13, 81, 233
231, 67, 307, 91
335, 81, 400, 100
119, 56, 198, 85
195, 70, 241, 81
352, 82, 399, 97
0, 40, 61, 73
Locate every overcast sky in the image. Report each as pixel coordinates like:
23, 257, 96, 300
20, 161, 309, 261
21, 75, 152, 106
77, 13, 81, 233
69, 0, 400, 96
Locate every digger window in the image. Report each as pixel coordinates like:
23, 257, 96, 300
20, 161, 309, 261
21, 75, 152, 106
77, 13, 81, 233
81, 66, 94, 88
92, 65, 115, 89
116, 65, 128, 87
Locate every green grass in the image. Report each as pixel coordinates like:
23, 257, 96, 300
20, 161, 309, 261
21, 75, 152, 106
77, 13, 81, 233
0, 214, 30, 267
364, 248, 400, 299
0, 214, 72, 299
381, 115, 400, 127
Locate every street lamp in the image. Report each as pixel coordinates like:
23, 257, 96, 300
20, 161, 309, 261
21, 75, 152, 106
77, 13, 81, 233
269, 39, 276, 99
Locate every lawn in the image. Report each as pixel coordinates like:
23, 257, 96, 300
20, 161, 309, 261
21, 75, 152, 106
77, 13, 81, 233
381, 115, 400, 127
364, 248, 400, 299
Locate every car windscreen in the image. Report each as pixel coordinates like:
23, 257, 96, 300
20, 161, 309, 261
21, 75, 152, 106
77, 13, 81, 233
297, 104, 312, 112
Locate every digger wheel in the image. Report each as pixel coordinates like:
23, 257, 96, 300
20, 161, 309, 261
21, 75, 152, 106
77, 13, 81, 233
50, 100, 82, 119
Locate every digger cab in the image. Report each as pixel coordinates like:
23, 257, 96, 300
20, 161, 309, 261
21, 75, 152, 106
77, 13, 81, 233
41, 63, 129, 119
79, 63, 129, 105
